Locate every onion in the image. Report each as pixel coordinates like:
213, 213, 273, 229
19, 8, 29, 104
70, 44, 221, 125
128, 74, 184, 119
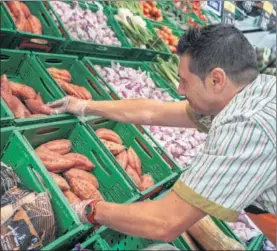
51, 1, 121, 46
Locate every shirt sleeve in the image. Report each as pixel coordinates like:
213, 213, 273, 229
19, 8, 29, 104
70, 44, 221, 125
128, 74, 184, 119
185, 102, 213, 133
172, 118, 275, 222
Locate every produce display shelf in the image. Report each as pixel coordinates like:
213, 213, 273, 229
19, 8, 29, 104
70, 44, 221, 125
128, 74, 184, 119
78, 230, 192, 251
19, 119, 139, 222
0, 3, 17, 49
0, 126, 91, 251
82, 56, 181, 101
0, 97, 14, 128
0, 49, 74, 126
109, 7, 172, 62
84, 118, 180, 200
43, 1, 131, 59
2, 1, 65, 53
32, 52, 113, 104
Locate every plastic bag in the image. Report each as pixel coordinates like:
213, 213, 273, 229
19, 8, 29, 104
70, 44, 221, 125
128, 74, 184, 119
1, 192, 55, 251
143, 244, 180, 250
0, 162, 21, 196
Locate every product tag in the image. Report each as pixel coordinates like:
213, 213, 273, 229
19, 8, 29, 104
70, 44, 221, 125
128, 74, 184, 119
257, 1, 274, 30
206, 1, 222, 17
222, 1, 236, 24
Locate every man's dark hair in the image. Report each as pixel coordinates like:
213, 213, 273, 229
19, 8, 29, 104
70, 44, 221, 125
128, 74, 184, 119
177, 24, 259, 85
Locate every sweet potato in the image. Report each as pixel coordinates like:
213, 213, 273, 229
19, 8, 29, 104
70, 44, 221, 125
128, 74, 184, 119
6, 2, 22, 18
24, 20, 32, 33
138, 174, 155, 191
1, 75, 12, 96
127, 147, 142, 176
69, 178, 103, 200
63, 190, 82, 205
43, 158, 75, 173
20, 2, 31, 18
27, 15, 42, 34
101, 139, 125, 155
126, 165, 141, 186
9, 81, 36, 100
25, 98, 53, 115
96, 128, 122, 144
35, 139, 72, 155
64, 168, 99, 189
50, 173, 70, 191
1, 92, 30, 118
47, 68, 72, 82
115, 150, 128, 170
64, 153, 94, 171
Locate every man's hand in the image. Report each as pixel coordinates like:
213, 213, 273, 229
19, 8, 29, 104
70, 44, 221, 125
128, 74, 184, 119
47, 96, 89, 116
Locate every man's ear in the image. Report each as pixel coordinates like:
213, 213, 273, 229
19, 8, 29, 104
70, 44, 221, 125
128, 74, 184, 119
209, 68, 226, 93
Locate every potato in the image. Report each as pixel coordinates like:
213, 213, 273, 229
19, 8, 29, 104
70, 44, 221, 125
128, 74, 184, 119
101, 139, 125, 155
127, 147, 142, 176
63, 190, 81, 205
69, 178, 103, 200
138, 174, 155, 191
50, 172, 70, 191
64, 168, 99, 189
64, 153, 95, 171
35, 139, 72, 155
96, 128, 123, 144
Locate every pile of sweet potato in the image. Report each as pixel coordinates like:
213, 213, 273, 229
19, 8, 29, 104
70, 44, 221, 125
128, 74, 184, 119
47, 67, 92, 100
35, 139, 103, 205
96, 128, 155, 191
6, 1, 42, 34
0, 74, 53, 118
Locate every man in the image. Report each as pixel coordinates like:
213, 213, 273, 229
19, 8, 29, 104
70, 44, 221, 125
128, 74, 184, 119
48, 24, 276, 244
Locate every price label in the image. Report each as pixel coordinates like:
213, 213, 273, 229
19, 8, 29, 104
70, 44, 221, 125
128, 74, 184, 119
224, 1, 236, 14
263, 1, 273, 15
258, 14, 270, 30
221, 1, 235, 24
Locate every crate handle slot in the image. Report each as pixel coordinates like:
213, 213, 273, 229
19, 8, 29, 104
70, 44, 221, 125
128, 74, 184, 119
87, 78, 102, 96
88, 117, 108, 126
0, 54, 10, 60
95, 46, 108, 52
40, 11, 51, 28
45, 58, 62, 64
91, 149, 111, 176
40, 77, 55, 99
36, 127, 59, 135
135, 137, 153, 158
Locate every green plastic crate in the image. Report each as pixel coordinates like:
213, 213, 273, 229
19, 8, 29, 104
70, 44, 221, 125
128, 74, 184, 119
80, 230, 191, 251
2, 1, 65, 53
43, 1, 131, 59
108, 7, 171, 62
0, 98, 14, 128
247, 234, 265, 251
33, 52, 113, 110
82, 56, 181, 101
0, 127, 90, 251
0, 49, 73, 126
0, 3, 17, 49
84, 118, 179, 200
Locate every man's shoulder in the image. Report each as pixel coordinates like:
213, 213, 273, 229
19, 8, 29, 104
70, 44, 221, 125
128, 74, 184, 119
211, 74, 276, 130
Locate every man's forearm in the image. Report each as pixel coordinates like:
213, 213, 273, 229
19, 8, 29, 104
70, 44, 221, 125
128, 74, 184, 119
94, 192, 205, 242
85, 99, 196, 128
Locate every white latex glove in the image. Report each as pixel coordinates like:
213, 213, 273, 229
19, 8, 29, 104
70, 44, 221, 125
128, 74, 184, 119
71, 200, 94, 224
47, 96, 89, 118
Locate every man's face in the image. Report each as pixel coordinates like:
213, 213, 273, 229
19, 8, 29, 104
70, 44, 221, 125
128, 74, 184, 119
177, 55, 219, 115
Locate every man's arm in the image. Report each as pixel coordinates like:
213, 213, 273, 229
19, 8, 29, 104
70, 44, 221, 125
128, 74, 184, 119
94, 191, 205, 242
49, 96, 198, 128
